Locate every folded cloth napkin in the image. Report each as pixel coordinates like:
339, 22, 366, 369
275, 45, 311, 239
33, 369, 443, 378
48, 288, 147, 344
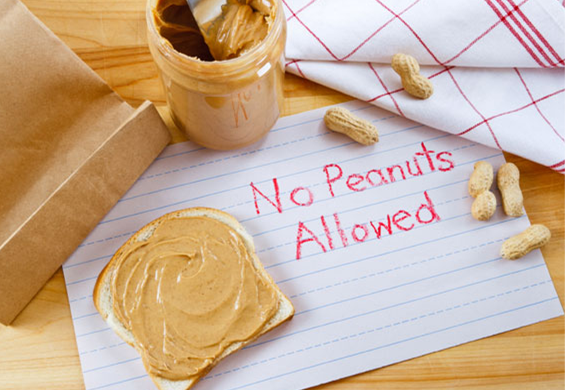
283, 0, 565, 173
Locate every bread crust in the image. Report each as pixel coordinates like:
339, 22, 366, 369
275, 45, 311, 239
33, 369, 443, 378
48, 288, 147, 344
93, 207, 294, 390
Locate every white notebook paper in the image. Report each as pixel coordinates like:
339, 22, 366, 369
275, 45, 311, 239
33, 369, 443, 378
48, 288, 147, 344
63, 101, 563, 390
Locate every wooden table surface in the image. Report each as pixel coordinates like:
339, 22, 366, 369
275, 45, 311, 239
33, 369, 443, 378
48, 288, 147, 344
1, 1, 563, 389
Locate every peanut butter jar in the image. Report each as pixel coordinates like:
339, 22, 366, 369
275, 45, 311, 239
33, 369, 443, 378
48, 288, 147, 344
146, 0, 286, 150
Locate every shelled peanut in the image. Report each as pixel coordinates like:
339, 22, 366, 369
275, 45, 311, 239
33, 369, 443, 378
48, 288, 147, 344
391, 53, 433, 99
324, 107, 379, 145
468, 161, 496, 221
501, 224, 551, 260
497, 162, 524, 217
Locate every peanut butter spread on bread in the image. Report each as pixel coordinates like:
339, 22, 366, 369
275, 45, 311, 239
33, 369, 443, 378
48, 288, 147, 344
153, 0, 274, 61
110, 216, 279, 380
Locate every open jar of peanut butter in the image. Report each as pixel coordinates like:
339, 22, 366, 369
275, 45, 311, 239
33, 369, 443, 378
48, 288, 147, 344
146, 0, 286, 150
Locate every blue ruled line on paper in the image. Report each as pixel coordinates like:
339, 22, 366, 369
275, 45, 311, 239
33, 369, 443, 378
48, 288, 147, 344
79, 341, 127, 356
69, 294, 92, 304
61, 231, 494, 321
292, 256, 503, 316
72, 312, 100, 321
83, 357, 141, 374
64, 104, 561, 390
247, 262, 545, 350
273, 215, 523, 282
69, 142, 489, 258
288, 237, 503, 299
241, 141, 479, 225
66, 276, 98, 286
112, 129, 445, 206
154, 146, 205, 161
69, 139, 479, 258
58, 234, 500, 322
64, 254, 113, 269
96, 132, 456, 227
88, 374, 148, 390
62, 209, 509, 287
114, 140, 356, 204
204, 279, 552, 380
62, 202, 515, 289
93, 292, 555, 390
80, 278, 551, 386
226, 297, 558, 390
73, 180, 466, 266
150, 104, 375, 166
259, 193, 472, 259
155, 108, 377, 164
252, 178, 469, 237
269, 104, 387, 133
64, 230, 497, 321
72, 131, 466, 254
137, 118, 415, 183
73, 260, 543, 345
139, 132, 332, 181
76, 327, 112, 338
265, 205, 494, 267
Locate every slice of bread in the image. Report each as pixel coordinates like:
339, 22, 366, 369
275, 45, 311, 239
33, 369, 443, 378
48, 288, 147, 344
93, 207, 294, 390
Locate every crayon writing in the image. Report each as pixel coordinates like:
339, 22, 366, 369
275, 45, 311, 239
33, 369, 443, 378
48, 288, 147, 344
249, 142, 455, 260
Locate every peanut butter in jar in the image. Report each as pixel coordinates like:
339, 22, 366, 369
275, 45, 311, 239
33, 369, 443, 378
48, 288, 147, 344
146, 0, 286, 150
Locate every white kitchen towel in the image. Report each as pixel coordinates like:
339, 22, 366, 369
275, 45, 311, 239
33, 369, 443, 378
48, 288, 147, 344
282, 0, 565, 172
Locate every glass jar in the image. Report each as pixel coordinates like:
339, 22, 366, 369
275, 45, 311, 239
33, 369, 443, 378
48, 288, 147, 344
146, 0, 286, 150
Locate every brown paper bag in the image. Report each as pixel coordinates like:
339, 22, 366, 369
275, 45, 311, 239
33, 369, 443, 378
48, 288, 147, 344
0, 0, 171, 324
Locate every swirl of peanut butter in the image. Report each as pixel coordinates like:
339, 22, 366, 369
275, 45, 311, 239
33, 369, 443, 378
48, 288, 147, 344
202, 0, 275, 60
154, 0, 275, 61
110, 216, 279, 380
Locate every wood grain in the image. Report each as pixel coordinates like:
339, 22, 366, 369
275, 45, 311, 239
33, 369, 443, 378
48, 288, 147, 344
0, 1, 563, 389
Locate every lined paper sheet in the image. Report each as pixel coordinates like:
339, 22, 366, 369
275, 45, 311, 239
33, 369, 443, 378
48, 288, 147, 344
63, 101, 563, 390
